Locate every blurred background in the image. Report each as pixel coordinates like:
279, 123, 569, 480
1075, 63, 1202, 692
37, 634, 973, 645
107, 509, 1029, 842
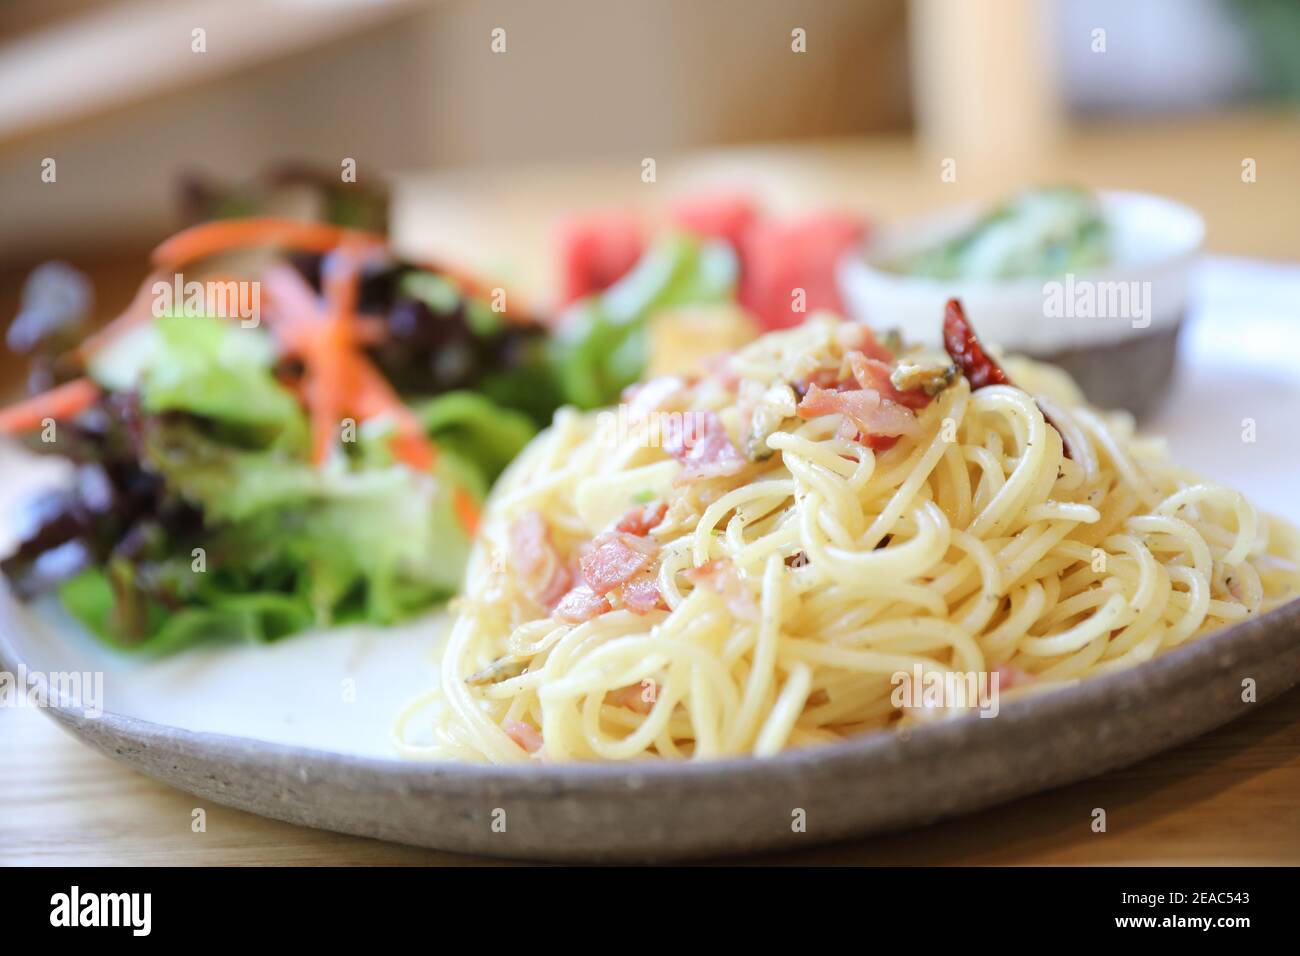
1, 0, 1298, 367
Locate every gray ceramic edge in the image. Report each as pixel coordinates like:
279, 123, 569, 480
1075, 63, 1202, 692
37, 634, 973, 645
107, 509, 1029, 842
3, 597, 1298, 862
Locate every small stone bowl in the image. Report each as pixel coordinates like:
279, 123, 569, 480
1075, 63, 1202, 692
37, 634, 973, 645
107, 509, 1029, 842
837, 190, 1205, 418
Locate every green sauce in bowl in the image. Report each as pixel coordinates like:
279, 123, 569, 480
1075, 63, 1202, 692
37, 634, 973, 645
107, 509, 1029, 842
891, 186, 1109, 280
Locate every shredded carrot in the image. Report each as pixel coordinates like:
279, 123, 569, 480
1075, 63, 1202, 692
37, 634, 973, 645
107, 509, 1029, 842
261, 246, 458, 518
262, 263, 387, 353
390, 428, 437, 471
305, 247, 363, 466
353, 316, 388, 345
0, 378, 101, 435
152, 217, 385, 271
452, 486, 482, 536
303, 322, 354, 467
350, 354, 438, 470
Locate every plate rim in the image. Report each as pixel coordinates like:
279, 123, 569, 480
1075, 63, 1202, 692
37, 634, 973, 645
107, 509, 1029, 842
4, 587, 1298, 790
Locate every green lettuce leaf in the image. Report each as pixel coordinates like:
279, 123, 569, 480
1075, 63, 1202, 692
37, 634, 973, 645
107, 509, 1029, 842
70, 313, 489, 649
548, 235, 737, 409
140, 417, 476, 626
60, 568, 313, 654
89, 314, 306, 448
415, 390, 537, 484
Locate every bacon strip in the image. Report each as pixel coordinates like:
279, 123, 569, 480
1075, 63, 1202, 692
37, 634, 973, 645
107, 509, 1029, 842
792, 365, 843, 398
847, 351, 931, 411
509, 511, 571, 608
616, 501, 667, 536
607, 681, 657, 714
797, 384, 919, 438
831, 416, 900, 453
554, 584, 612, 623
664, 410, 747, 482
503, 720, 544, 754
581, 532, 658, 595
620, 574, 667, 614
995, 664, 1035, 691
855, 325, 897, 365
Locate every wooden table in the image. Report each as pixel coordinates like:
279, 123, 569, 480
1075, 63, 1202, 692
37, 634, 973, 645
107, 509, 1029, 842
4, 115, 1300, 866
4, 688, 1298, 865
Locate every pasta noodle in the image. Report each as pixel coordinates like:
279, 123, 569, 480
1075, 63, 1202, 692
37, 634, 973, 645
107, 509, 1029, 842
396, 315, 1300, 763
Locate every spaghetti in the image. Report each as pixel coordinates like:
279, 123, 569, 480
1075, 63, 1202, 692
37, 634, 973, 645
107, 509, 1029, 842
396, 309, 1300, 763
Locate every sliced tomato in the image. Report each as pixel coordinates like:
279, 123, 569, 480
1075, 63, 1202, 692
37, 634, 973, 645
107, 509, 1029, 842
557, 213, 644, 306
740, 214, 866, 330
669, 195, 758, 251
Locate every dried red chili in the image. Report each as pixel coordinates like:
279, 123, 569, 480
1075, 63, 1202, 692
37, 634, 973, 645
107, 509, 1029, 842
942, 298, 1011, 390
941, 298, 1072, 459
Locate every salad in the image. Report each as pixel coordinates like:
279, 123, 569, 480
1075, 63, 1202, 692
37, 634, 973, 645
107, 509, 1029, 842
1, 197, 866, 653
0, 220, 555, 651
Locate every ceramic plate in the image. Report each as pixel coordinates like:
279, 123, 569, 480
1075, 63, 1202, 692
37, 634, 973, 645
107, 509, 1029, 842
2, 257, 1298, 862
